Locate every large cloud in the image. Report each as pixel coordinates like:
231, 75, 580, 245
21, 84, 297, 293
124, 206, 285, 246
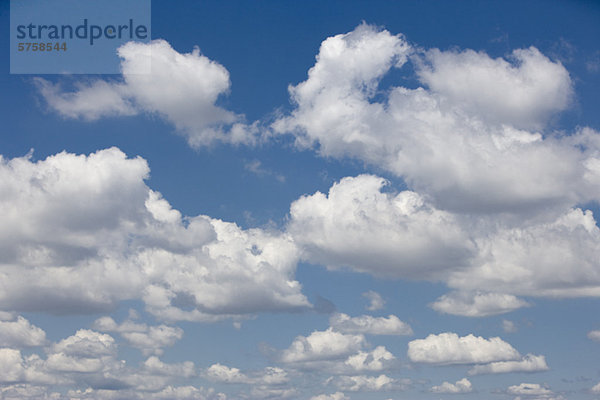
0, 148, 308, 319
288, 174, 600, 300
0, 315, 46, 348
407, 332, 520, 365
288, 174, 474, 279
36, 40, 257, 147
274, 24, 600, 214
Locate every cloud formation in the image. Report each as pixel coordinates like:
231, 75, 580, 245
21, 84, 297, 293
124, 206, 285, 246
0, 148, 308, 320
275, 24, 600, 214
329, 313, 412, 336
430, 378, 473, 394
407, 332, 520, 365
36, 40, 258, 147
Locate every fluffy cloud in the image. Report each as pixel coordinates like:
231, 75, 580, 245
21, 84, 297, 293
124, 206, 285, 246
415, 47, 572, 130
343, 346, 395, 373
205, 364, 287, 386
430, 378, 472, 394
288, 172, 600, 302
280, 328, 365, 363
507, 383, 553, 396
448, 208, 600, 297
468, 354, 549, 375
362, 291, 384, 311
288, 174, 473, 279
587, 330, 600, 341
407, 332, 520, 365
430, 291, 530, 317
274, 24, 600, 214
92, 316, 182, 356
0, 315, 46, 347
310, 393, 349, 400
0, 148, 308, 320
326, 374, 396, 392
36, 40, 258, 147
591, 382, 600, 393
329, 313, 412, 335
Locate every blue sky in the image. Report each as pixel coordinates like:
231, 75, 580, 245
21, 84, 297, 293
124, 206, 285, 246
1, 1, 600, 399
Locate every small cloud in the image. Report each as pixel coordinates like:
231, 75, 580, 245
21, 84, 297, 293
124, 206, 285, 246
503, 319, 517, 333
430, 378, 472, 394
363, 291, 385, 311
245, 159, 285, 182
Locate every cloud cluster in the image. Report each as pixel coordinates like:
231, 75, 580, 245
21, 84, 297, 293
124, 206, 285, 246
275, 24, 600, 216
407, 332, 520, 365
36, 40, 258, 147
0, 148, 308, 320
430, 378, 472, 394
329, 313, 412, 336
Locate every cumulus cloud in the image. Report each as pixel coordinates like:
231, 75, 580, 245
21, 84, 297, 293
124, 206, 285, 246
507, 383, 552, 396
430, 291, 530, 317
468, 354, 549, 375
329, 313, 412, 335
204, 363, 287, 386
415, 47, 572, 130
0, 148, 308, 319
430, 378, 472, 393
407, 332, 520, 365
448, 208, 600, 297
343, 346, 395, 373
288, 174, 473, 279
587, 330, 600, 341
326, 374, 396, 392
310, 392, 350, 400
274, 24, 600, 214
36, 40, 258, 147
287, 172, 600, 302
92, 316, 182, 356
280, 328, 365, 363
362, 291, 385, 311
0, 315, 46, 347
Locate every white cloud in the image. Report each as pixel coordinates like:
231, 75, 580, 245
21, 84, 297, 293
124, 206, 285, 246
362, 291, 384, 311
280, 328, 365, 363
415, 47, 572, 130
591, 382, 600, 393
343, 346, 395, 372
430, 291, 530, 317
51, 330, 116, 358
503, 320, 518, 333
407, 332, 520, 365
0, 148, 308, 320
0, 315, 46, 347
205, 364, 287, 386
507, 383, 552, 396
326, 374, 396, 392
93, 317, 182, 356
329, 313, 412, 335
310, 392, 350, 400
430, 378, 472, 394
587, 330, 600, 341
36, 40, 258, 147
274, 24, 600, 214
448, 208, 600, 297
288, 175, 473, 279
468, 354, 549, 375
